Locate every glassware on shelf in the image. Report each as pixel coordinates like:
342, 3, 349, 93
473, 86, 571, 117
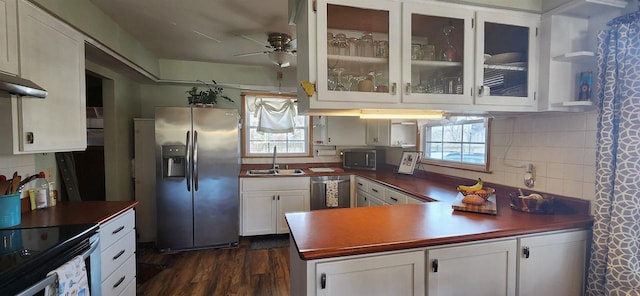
361, 33, 374, 57
347, 37, 358, 56
332, 68, 349, 91
439, 25, 457, 62
423, 45, 436, 61
327, 32, 335, 55
357, 74, 374, 92
411, 44, 423, 60
335, 34, 348, 56
376, 41, 389, 58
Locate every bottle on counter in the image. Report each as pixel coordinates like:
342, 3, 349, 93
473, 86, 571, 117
48, 181, 56, 206
34, 172, 49, 209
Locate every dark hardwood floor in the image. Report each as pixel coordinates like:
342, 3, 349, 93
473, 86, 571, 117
136, 237, 290, 296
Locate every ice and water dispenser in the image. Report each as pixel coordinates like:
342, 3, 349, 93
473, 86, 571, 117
162, 145, 186, 178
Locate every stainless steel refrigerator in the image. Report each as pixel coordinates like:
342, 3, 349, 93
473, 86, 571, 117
155, 107, 240, 251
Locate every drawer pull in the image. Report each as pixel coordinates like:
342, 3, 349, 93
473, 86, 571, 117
390, 196, 398, 202
320, 273, 326, 289
113, 275, 126, 288
371, 188, 378, 193
112, 249, 125, 261
112, 225, 125, 235
523, 246, 530, 259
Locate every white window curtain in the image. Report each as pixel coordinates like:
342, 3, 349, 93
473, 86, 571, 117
246, 97, 296, 133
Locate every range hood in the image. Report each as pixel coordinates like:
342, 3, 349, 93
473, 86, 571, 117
0, 72, 47, 98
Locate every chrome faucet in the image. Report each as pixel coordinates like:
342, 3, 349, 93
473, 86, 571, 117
272, 146, 278, 171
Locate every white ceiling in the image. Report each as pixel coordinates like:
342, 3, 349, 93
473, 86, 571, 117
89, 0, 296, 67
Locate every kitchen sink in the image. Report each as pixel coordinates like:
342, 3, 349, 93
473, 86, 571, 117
246, 169, 305, 176
275, 169, 305, 175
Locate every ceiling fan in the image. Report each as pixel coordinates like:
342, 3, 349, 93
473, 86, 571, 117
235, 32, 296, 68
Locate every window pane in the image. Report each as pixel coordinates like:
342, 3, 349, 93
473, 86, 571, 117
442, 125, 462, 142
421, 117, 489, 168
430, 126, 443, 141
463, 123, 486, 142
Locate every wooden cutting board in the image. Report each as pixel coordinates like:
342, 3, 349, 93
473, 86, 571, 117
451, 193, 497, 215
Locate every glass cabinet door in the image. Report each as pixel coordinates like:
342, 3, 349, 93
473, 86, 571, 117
316, 0, 400, 103
475, 11, 539, 107
401, 3, 474, 105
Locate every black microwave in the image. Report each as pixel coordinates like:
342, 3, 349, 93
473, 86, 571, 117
342, 149, 384, 171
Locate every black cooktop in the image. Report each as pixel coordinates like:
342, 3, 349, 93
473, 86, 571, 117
0, 224, 98, 295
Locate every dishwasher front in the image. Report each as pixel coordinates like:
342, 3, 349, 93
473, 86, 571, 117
310, 175, 351, 210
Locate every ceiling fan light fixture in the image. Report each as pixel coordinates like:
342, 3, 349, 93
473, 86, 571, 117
268, 51, 291, 68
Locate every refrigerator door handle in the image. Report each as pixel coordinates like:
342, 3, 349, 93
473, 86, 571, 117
186, 131, 191, 192
193, 130, 199, 191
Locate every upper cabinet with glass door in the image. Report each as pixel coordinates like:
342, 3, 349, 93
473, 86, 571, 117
316, 0, 401, 104
401, 3, 474, 105
474, 11, 539, 109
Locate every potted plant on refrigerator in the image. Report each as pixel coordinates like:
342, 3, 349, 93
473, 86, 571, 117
186, 80, 234, 106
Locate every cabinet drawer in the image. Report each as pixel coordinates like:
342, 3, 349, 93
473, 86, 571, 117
384, 188, 408, 205
354, 177, 369, 192
119, 275, 136, 296
102, 252, 136, 296
367, 182, 385, 200
241, 177, 310, 191
100, 209, 135, 251
101, 229, 135, 281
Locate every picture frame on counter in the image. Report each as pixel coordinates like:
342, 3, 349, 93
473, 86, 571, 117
398, 151, 419, 175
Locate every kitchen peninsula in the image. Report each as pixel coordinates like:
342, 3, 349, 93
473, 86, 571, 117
286, 176, 593, 295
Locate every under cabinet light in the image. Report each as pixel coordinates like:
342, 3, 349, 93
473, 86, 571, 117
359, 110, 444, 119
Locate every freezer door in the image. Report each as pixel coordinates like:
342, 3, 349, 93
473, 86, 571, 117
192, 108, 240, 247
155, 107, 194, 250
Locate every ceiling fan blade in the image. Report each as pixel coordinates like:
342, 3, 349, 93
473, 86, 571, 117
239, 34, 270, 47
234, 51, 270, 57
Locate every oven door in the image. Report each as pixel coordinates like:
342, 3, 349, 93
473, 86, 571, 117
16, 234, 100, 296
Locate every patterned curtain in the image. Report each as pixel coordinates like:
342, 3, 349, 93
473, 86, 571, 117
586, 8, 640, 296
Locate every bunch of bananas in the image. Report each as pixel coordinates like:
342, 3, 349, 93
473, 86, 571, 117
457, 178, 483, 192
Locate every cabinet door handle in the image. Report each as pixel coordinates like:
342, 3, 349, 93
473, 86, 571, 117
320, 273, 327, 289
113, 275, 126, 288
272, 195, 275, 201
112, 249, 125, 261
390, 196, 398, 202
358, 182, 363, 186
391, 82, 397, 95
432, 259, 439, 272
112, 226, 125, 235
523, 246, 530, 259
406, 82, 411, 95
277, 195, 280, 200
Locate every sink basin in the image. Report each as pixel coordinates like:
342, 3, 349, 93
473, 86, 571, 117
246, 169, 305, 176
246, 169, 277, 175
275, 169, 305, 175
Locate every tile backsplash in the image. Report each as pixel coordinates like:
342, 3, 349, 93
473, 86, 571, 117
416, 111, 598, 204
0, 154, 36, 198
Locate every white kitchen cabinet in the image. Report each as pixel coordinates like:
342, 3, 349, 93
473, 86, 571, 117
366, 119, 417, 147
240, 177, 310, 235
473, 10, 539, 109
539, 0, 625, 111
426, 239, 517, 296
0, 0, 18, 75
295, 0, 540, 114
99, 209, 136, 296
313, 116, 366, 146
2, 0, 86, 153
289, 247, 425, 295
517, 229, 590, 296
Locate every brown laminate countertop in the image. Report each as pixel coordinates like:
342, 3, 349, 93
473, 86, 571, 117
286, 198, 592, 261
19, 201, 138, 227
